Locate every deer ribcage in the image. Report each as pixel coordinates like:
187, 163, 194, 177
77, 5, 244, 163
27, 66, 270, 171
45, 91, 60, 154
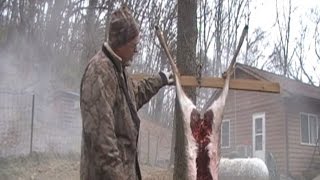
190, 109, 213, 180
176, 72, 229, 180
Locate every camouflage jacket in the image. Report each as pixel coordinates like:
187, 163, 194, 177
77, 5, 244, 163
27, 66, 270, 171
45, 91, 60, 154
80, 43, 166, 180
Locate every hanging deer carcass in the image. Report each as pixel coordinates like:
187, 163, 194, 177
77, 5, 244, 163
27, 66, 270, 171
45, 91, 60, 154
155, 26, 260, 180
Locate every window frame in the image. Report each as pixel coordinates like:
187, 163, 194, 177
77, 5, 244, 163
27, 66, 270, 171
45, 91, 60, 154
252, 112, 266, 155
221, 119, 230, 148
300, 112, 319, 146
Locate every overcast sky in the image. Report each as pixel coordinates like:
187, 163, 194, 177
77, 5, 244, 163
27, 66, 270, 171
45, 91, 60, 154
247, 0, 319, 84
251, 0, 319, 40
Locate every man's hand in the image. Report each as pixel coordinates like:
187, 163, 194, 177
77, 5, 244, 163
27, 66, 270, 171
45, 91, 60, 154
159, 70, 175, 85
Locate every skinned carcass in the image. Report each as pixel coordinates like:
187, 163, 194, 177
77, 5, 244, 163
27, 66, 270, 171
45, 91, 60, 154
155, 26, 249, 180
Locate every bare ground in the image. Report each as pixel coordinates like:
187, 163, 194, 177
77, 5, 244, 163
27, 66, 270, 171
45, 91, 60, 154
0, 153, 172, 180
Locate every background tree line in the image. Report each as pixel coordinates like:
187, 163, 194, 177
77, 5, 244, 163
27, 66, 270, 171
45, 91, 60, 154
0, 0, 319, 134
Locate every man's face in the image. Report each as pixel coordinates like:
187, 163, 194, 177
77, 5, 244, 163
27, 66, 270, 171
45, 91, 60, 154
118, 36, 140, 66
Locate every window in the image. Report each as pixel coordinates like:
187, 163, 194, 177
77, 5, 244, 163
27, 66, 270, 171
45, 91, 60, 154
221, 120, 230, 148
255, 117, 263, 150
300, 113, 319, 145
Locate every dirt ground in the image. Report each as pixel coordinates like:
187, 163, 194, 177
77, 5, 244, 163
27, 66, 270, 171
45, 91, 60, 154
0, 153, 172, 180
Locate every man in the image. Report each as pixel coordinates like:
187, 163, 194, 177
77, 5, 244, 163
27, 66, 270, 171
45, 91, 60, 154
80, 5, 173, 180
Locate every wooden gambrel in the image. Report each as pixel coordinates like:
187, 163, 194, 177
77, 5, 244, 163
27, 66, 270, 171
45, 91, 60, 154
132, 74, 280, 93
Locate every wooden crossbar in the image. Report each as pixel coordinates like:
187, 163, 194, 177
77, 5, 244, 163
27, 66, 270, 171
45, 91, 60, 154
131, 74, 280, 93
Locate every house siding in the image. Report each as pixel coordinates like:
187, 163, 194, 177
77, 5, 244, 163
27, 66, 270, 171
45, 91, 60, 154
218, 66, 320, 178
222, 89, 287, 174
286, 97, 320, 177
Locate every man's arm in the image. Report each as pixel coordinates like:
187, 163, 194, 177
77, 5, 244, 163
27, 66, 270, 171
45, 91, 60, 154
131, 73, 166, 110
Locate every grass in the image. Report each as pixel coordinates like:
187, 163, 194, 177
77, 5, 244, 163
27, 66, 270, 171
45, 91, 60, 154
0, 152, 172, 180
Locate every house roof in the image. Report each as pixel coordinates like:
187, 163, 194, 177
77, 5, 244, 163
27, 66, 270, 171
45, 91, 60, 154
236, 63, 320, 100
54, 90, 79, 98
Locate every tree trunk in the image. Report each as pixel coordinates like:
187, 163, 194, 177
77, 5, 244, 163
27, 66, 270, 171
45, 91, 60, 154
214, 0, 223, 76
6, 0, 19, 45
173, 0, 197, 179
81, 0, 98, 71
104, 0, 115, 42
26, 0, 36, 41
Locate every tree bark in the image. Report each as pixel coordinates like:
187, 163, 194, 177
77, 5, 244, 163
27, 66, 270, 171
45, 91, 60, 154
214, 0, 223, 76
81, 0, 98, 71
173, 0, 197, 179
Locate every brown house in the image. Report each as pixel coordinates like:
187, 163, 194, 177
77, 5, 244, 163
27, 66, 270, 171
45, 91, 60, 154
212, 63, 320, 179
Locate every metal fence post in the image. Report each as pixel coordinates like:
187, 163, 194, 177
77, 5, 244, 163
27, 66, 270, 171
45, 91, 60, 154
154, 136, 160, 166
147, 131, 150, 165
30, 94, 35, 155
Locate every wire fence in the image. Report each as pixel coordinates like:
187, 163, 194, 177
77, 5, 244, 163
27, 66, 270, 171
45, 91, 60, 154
0, 89, 173, 168
0, 90, 82, 157
138, 130, 172, 168
0, 90, 33, 156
